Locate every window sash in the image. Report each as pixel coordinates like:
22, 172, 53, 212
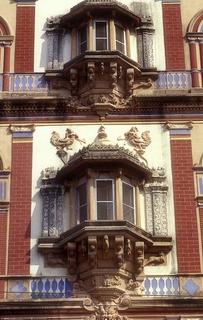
122, 182, 135, 223
115, 25, 125, 54
94, 21, 109, 50
96, 179, 115, 220
76, 183, 88, 223
78, 24, 88, 54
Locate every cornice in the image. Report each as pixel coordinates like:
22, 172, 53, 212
0, 94, 203, 119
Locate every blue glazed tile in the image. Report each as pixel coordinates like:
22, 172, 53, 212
10, 281, 27, 298
182, 279, 200, 296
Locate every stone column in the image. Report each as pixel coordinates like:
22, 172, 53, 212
136, 18, 155, 68
40, 168, 64, 237
3, 44, 11, 91
188, 40, 199, 87
144, 168, 168, 236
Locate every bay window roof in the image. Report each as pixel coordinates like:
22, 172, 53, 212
60, 0, 141, 29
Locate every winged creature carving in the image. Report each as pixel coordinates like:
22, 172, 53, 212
50, 128, 86, 163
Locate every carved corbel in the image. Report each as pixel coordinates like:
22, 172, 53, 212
115, 235, 124, 268
87, 62, 95, 88
100, 62, 105, 75
103, 234, 109, 259
125, 238, 132, 259
135, 241, 144, 276
78, 239, 87, 263
70, 69, 77, 95
88, 236, 97, 268
67, 242, 76, 274
110, 62, 117, 89
126, 68, 134, 96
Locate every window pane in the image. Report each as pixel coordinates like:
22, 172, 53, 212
76, 183, 87, 223
116, 25, 125, 53
96, 39, 107, 50
123, 183, 134, 207
122, 183, 135, 223
97, 180, 113, 201
116, 25, 124, 43
96, 22, 107, 37
123, 205, 134, 223
78, 25, 87, 54
78, 183, 87, 205
80, 204, 87, 223
97, 202, 113, 220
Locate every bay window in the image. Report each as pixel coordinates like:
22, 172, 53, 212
75, 175, 136, 224
77, 20, 126, 55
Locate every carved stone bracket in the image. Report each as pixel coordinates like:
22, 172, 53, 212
83, 294, 132, 320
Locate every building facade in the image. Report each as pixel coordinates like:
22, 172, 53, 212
0, 0, 203, 319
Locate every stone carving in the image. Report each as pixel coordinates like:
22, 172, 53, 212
88, 236, 97, 268
135, 78, 153, 91
100, 274, 121, 287
110, 62, 117, 89
41, 168, 64, 237
144, 251, 165, 267
144, 168, 168, 236
67, 242, 76, 274
46, 253, 66, 267
118, 66, 123, 79
88, 62, 95, 88
52, 79, 68, 90
118, 126, 151, 164
9, 124, 35, 132
100, 62, 105, 75
50, 128, 86, 163
70, 69, 78, 95
46, 15, 65, 70
78, 239, 87, 262
126, 68, 134, 96
135, 242, 144, 274
83, 294, 132, 320
115, 235, 124, 268
103, 234, 109, 252
72, 279, 87, 297
125, 279, 145, 295
125, 239, 132, 258
124, 126, 151, 150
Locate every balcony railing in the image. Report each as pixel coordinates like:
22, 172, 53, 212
0, 71, 194, 93
5, 274, 202, 299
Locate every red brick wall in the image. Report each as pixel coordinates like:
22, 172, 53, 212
162, 3, 185, 70
171, 138, 201, 273
15, 5, 35, 72
0, 212, 7, 298
199, 207, 203, 258
8, 140, 33, 275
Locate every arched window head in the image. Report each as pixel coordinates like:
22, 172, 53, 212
186, 10, 203, 87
